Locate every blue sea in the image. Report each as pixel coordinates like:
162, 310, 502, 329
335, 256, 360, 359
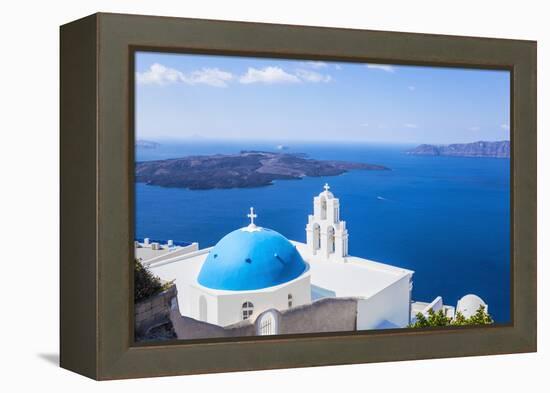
135, 141, 510, 323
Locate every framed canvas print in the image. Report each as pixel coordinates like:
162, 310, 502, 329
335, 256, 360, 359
60, 13, 537, 380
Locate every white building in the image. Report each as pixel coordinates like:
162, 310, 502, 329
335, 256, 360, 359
135, 238, 198, 266
456, 294, 488, 318
143, 184, 489, 336
146, 184, 423, 331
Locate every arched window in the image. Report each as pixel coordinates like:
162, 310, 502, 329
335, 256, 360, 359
242, 301, 254, 320
327, 226, 335, 254
313, 223, 321, 250
320, 197, 327, 220
288, 294, 293, 308
199, 295, 207, 322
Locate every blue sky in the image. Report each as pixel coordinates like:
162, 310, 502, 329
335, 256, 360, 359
136, 51, 510, 144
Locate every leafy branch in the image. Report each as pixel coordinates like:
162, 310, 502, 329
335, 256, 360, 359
134, 259, 173, 302
410, 306, 493, 328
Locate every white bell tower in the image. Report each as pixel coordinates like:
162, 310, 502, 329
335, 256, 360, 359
305, 183, 349, 260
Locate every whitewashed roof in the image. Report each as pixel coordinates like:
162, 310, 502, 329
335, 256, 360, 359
456, 294, 487, 318
294, 241, 413, 299
147, 240, 413, 301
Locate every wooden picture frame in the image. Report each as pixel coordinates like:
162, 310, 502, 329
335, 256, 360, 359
60, 12, 537, 380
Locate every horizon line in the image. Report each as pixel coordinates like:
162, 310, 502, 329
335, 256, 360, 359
136, 137, 511, 146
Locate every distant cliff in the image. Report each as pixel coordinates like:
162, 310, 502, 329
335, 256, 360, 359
407, 141, 510, 158
136, 151, 389, 190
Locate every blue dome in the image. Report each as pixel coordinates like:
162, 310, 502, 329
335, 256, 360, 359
197, 226, 307, 291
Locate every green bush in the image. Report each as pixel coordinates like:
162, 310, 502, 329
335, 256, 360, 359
454, 306, 494, 326
134, 259, 171, 302
410, 305, 493, 328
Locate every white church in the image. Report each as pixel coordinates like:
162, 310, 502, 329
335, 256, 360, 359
137, 184, 487, 335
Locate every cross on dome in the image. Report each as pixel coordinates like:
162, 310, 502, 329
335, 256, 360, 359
242, 207, 261, 232
247, 207, 257, 225
324, 183, 330, 192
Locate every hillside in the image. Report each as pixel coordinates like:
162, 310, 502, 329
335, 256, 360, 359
407, 141, 510, 158
136, 151, 389, 189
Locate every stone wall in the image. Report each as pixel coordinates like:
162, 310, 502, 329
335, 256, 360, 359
169, 296, 358, 339
169, 298, 255, 339
135, 285, 177, 338
278, 297, 357, 334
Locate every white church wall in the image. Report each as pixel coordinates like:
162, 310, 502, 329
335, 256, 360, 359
182, 283, 219, 324
356, 274, 412, 330
214, 275, 311, 327
313, 196, 321, 218
334, 231, 344, 258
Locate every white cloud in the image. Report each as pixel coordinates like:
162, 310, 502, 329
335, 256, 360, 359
138, 63, 332, 88
184, 68, 234, 87
501, 124, 510, 130
136, 63, 183, 85
404, 123, 418, 129
303, 61, 328, 69
469, 126, 481, 131
136, 63, 233, 87
408, 85, 416, 91
239, 66, 331, 85
334, 64, 342, 70
360, 123, 369, 127
366, 64, 395, 73
295, 69, 332, 83
239, 67, 301, 84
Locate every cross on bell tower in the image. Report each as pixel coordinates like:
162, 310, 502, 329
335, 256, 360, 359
323, 183, 330, 192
